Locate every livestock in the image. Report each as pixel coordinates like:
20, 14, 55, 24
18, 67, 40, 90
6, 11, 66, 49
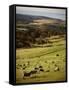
46, 70, 50, 72
52, 61, 55, 64
23, 71, 31, 79
40, 68, 44, 72
54, 66, 59, 72
39, 66, 43, 68
35, 67, 39, 70
30, 70, 37, 74
23, 67, 26, 70
56, 54, 59, 56
23, 69, 37, 79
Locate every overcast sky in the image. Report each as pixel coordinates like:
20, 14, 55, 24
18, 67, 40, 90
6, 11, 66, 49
16, 6, 66, 20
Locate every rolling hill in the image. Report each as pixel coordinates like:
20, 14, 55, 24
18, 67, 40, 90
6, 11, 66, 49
16, 14, 65, 24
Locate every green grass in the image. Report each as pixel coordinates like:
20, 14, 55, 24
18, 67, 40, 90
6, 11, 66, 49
16, 36, 66, 83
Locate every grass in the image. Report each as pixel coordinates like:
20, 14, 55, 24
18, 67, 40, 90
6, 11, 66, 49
16, 36, 66, 83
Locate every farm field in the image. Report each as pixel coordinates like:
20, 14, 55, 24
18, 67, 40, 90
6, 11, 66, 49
16, 36, 66, 83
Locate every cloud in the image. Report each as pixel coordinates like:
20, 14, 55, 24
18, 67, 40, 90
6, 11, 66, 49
16, 6, 66, 20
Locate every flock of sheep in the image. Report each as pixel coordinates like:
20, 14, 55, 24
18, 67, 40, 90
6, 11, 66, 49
16, 56, 60, 79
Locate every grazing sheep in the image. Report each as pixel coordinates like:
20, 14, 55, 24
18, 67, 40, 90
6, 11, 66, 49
39, 66, 43, 68
52, 61, 55, 64
23, 69, 37, 79
30, 70, 37, 74
23, 64, 27, 69
40, 68, 44, 72
46, 70, 50, 72
23, 67, 26, 70
23, 64, 26, 67
54, 64, 57, 67
54, 66, 59, 72
24, 72, 31, 76
35, 67, 38, 70
56, 54, 59, 56
23, 71, 31, 79
19, 65, 22, 67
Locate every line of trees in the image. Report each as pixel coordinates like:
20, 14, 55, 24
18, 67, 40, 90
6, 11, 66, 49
16, 23, 66, 48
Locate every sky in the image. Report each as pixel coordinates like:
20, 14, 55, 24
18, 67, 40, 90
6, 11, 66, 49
16, 6, 66, 20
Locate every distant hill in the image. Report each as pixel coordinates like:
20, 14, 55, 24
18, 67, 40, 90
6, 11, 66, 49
16, 14, 64, 24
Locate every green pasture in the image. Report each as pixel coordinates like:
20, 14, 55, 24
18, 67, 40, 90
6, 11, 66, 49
16, 36, 66, 83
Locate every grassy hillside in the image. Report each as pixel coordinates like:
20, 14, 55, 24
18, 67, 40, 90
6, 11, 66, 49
16, 36, 66, 83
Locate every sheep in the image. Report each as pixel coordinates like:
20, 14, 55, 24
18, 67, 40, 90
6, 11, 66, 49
23, 71, 31, 79
23, 69, 37, 79
56, 54, 59, 56
22, 64, 27, 70
54, 64, 57, 67
34, 67, 39, 70
24, 72, 31, 76
34, 67, 40, 73
52, 61, 55, 64
22, 67, 26, 70
39, 66, 43, 68
30, 70, 37, 74
20, 65, 22, 67
46, 70, 50, 72
54, 66, 59, 72
40, 68, 44, 72
23, 64, 26, 67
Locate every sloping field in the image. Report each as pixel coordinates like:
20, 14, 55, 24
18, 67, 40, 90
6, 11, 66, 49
16, 37, 66, 83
